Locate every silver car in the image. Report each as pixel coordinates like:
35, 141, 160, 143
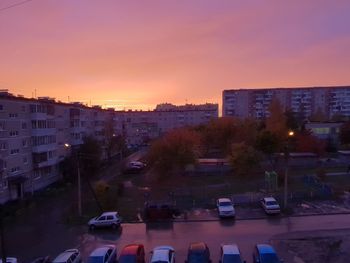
88, 211, 121, 230
52, 249, 82, 263
88, 245, 117, 263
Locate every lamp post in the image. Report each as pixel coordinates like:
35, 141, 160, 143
284, 130, 294, 209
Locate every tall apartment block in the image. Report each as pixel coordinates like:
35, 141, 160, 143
222, 86, 350, 119
0, 90, 218, 203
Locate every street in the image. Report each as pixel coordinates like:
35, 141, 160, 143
5, 213, 350, 262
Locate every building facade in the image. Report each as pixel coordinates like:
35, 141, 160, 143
223, 86, 350, 119
0, 91, 218, 203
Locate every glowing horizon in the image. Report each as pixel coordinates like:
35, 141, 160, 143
1, 0, 350, 110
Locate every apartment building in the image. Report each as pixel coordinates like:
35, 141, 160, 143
123, 103, 219, 145
223, 86, 350, 120
0, 91, 218, 203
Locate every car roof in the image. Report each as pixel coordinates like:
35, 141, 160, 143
90, 246, 115, 257
53, 249, 78, 262
189, 242, 207, 252
256, 244, 276, 254
263, 197, 277, 202
100, 211, 118, 216
218, 198, 232, 203
222, 244, 239, 255
121, 244, 142, 255
152, 247, 173, 261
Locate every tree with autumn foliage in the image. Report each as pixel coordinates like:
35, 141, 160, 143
199, 117, 237, 155
295, 130, 325, 155
265, 98, 288, 139
146, 128, 201, 177
229, 143, 261, 176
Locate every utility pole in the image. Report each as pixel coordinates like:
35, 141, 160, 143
284, 131, 294, 209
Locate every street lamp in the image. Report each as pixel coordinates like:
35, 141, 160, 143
284, 130, 294, 209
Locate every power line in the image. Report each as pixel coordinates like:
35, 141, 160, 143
0, 0, 35, 12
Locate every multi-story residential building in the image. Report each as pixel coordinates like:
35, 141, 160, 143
223, 86, 350, 120
123, 103, 218, 145
0, 91, 218, 203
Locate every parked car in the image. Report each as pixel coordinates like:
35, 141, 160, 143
0, 258, 18, 263
30, 256, 51, 263
144, 201, 174, 221
52, 249, 82, 263
124, 161, 146, 173
88, 211, 121, 230
260, 197, 281, 215
217, 198, 235, 218
118, 244, 145, 263
253, 244, 283, 263
186, 242, 211, 263
87, 245, 117, 263
220, 244, 245, 263
150, 246, 175, 263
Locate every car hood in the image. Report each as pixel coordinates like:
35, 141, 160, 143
88, 217, 98, 224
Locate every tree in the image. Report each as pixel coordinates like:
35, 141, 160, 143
146, 128, 201, 177
255, 130, 281, 169
229, 143, 261, 176
295, 130, 325, 155
200, 117, 237, 155
266, 98, 288, 139
284, 109, 299, 131
340, 121, 350, 146
79, 136, 102, 177
310, 107, 328, 122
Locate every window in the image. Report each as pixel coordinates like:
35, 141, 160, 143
9, 113, 18, 118
0, 122, 4, 130
23, 157, 28, 164
98, 216, 106, 221
9, 131, 19, 137
106, 215, 113, 220
0, 105, 3, 111
0, 180, 8, 190
21, 106, 25, 112
22, 139, 29, 147
0, 142, 6, 150
10, 166, 20, 173
10, 149, 20, 155
22, 122, 27, 129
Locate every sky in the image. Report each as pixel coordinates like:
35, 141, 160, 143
1, 0, 350, 110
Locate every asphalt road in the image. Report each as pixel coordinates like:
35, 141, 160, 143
6, 213, 350, 263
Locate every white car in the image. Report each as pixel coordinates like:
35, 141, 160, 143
150, 246, 175, 263
88, 211, 121, 230
261, 197, 281, 214
217, 198, 235, 218
52, 249, 82, 263
220, 244, 245, 263
0, 258, 18, 263
88, 245, 117, 263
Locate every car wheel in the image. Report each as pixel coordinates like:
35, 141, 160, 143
89, 224, 96, 230
111, 223, 118, 229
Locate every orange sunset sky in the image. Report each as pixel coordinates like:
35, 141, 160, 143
1, 0, 350, 110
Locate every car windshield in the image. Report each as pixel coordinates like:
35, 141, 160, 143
260, 253, 279, 263
222, 254, 242, 263
266, 201, 278, 206
88, 256, 104, 263
119, 255, 137, 263
188, 253, 208, 263
219, 201, 232, 206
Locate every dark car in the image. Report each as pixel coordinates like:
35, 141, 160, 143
118, 244, 145, 263
144, 201, 174, 221
186, 242, 211, 263
253, 244, 283, 263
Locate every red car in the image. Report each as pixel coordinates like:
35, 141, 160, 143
118, 244, 145, 263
